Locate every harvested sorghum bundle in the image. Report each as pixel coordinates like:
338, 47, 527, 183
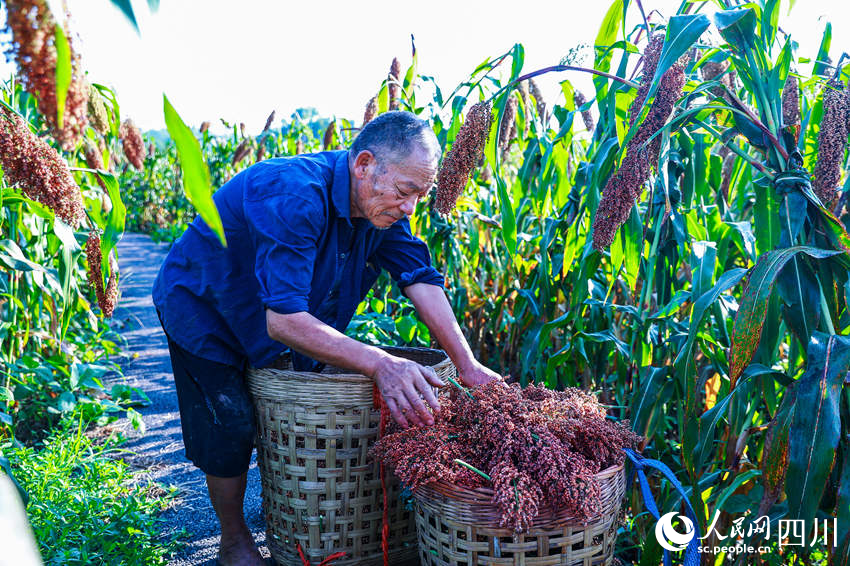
0, 106, 85, 226
5, 0, 89, 150
435, 101, 492, 214
119, 119, 145, 170
592, 35, 686, 250
373, 381, 639, 532
812, 78, 850, 205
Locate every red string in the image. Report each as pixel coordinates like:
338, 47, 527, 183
372, 384, 390, 566
296, 543, 346, 566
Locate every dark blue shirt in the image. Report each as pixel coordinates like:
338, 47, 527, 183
152, 150, 444, 370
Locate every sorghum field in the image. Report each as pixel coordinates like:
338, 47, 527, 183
2, 0, 850, 564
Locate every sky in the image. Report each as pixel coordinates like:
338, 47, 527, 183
3, 0, 850, 135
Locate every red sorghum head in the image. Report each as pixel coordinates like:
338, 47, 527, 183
574, 89, 595, 132
782, 75, 800, 127
84, 231, 118, 317
231, 139, 251, 166
5, 0, 89, 150
813, 78, 850, 205
499, 94, 518, 153
199, 121, 210, 134
388, 57, 401, 110
363, 96, 378, 127
0, 106, 85, 226
435, 101, 492, 214
322, 121, 335, 150
528, 78, 546, 121
592, 55, 686, 250
373, 380, 639, 532
87, 85, 109, 135
119, 119, 145, 170
262, 110, 275, 133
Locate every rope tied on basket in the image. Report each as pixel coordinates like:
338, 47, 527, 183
295, 543, 346, 566
623, 448, 700, 566
372, 383, 390, 566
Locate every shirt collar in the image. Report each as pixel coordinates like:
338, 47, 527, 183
331, 150, 353, 226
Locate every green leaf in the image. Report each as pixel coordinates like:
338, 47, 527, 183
729, 247, 841, 384
57, 391, 76, 412
0, 239, 45, 272
836, 439, 850, 564
786, 332, 850, 525
109, 0, 139, 32
96, 172, 126, 286
714, 9, 757, 50
631, 366, 671, 440
163, 94, 226, 247
592, 0, 624, 114
761, 0, 781, 48
395, 315, 417, 343
53, 24, 71, 130
813, 22, 832, 76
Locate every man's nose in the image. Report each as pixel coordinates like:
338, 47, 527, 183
399, 198, 416, 216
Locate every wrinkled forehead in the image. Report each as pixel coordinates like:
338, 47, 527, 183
388, 148, 439, 191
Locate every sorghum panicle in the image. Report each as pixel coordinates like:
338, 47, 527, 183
574, 90, 595, 132
84, 231, 118, 317
813, 78, 850, 205
388, 57, 401, 110
5, 0, 89, 150
592, 51, 686, 251
528, 78, 546, 121
231, 140, 250, 166
83, 137, 103, 171
435, 101, 492, 214
199, 121, 210, 134
262, 110, 275, 133
87, 85, 109, 135
322, 121, 335, 150
0, 106, 85, 226
363, 96, 378, 127
781, 76, 800, 127
119, 119, 145, 170
499, 94, 518, 153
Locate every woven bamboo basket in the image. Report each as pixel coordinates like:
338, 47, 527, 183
247, 346, 456, 566
413, 464, 626, 566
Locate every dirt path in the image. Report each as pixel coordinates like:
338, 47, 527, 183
110, 232, 269, 565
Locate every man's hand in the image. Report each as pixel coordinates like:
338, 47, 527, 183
371, 355, 444, 428
458, 360, 503, 387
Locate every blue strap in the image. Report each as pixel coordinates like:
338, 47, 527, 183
623, 448, 701, 566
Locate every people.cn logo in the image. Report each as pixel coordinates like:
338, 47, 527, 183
655, 512, 696, 551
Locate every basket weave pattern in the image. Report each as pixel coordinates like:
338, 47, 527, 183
247, 347, 456, 566
414, 464, 626, 566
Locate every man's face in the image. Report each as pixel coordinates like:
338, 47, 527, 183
354, 147, 438, 229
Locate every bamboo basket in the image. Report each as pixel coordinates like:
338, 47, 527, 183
247, 346, 456, 566
413, 464, 626, 566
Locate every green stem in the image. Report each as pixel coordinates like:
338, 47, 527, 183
445, 374, 475, 399
453, 459, 491, 481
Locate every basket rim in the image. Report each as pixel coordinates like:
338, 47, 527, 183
249, 346, 453, 383
414, 462, 625, 500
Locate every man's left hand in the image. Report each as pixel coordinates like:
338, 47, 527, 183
457, 361, 503, 387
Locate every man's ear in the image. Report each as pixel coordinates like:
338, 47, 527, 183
352, 150, 376, 180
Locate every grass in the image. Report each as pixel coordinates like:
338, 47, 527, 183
7, 414, 184, 565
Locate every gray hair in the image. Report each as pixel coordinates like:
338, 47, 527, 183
348, 111, 440, 167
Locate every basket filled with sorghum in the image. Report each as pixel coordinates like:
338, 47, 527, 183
372, 381, 640, 566
246, 346, 456, 566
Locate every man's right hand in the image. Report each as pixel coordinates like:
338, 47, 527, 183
371, 354, 443, 428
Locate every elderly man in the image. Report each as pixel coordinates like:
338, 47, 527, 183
152, 111, 500, 565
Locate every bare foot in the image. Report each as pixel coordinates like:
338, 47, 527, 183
217, 526, 264, 566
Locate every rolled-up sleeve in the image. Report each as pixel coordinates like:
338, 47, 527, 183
244, 181, 324, 315
372, 218, 444, 292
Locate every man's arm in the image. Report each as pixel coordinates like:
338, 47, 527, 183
266, 310, 442, 427
404, 283, 502, 386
